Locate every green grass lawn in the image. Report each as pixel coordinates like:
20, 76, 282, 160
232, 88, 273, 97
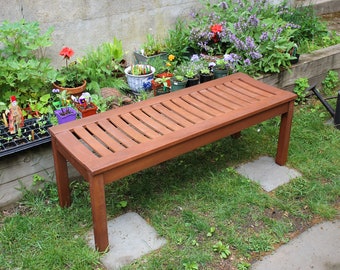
1, 97, 339, 270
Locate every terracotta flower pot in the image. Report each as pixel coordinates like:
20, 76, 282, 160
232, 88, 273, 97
76, 103, 97, 118
52, 80, 87, 96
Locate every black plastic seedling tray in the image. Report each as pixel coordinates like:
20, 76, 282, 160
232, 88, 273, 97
0, 118, 53, 158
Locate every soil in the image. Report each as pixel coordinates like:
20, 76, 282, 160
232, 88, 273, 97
321, 11, 340, 35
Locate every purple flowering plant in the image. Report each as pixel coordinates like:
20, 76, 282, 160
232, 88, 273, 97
187, 0, 301, 76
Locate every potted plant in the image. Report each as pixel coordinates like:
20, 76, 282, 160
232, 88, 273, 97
134, 34, 167, 64
181, 55, 201, 87
53, 107, 77, 125
53, 47, 86, 95
51, 89, 77, 124
150, 56, 173, 91
212, 54, 237, 79
153, 76, 171, 96
170, 75, 188, 92
196, 56, 215, 83
72, 92, 97, 118
124, 64, 155, 94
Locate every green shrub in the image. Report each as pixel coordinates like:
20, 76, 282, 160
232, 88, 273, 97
279, 3, 340, 53
294, 77, 310, 103
321, 70, 340, 96
77, 37, 129, 94
184, 0, 298, 75
0, 20, 55, 108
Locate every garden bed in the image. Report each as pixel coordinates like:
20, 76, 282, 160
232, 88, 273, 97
0, 117, 52, 158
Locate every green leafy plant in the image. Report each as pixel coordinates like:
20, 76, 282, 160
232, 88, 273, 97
206, 226, 216, 237
294, 77, 310, 104
77, 37, 129, 93
279, 3, 340, 53
165, 20, 191, 64
147, 56, 167, 75
0, 19, 56, 108
237, 261, 251, 270
183, 261, 199, 270
26, 93, 53, 117
212, 241, 231, 259
139, 34, 166, 56
155, 76, 171, 87
321, 70, 339, 96
55, 47, 86, 88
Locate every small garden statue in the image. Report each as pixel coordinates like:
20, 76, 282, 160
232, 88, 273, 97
7, 95, 24, 134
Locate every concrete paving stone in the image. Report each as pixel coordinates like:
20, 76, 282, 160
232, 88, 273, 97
236, 156, 302, 192
87, 212, 167, 270
251, 218, 340, 270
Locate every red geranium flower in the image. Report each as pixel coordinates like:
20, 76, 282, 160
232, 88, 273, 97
210, 24, 223, 43
59, 47, 74, 60
210, 24, 223, 33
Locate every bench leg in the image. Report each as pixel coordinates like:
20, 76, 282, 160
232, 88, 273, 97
89, 175, 109, 252
52, 139, 71, 207
276, 101, 294, 165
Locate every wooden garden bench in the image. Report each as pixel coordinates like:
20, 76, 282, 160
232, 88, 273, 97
49, 73, 296, 251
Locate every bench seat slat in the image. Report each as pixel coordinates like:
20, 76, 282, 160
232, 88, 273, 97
217, 84, 260, 104
235, 79, 276, 97
97, 119, 138, 148
227, 84, 264, 102
73, 126, 112, 157
170, 97, 215, 120
109, 116, 150, 143
197, 89, 236, 112
120, 112, 162, 139
142, 106, 184, 131
206, 86, 245, 109
181, 94, 225, 116
191, 90, 232, 113
152, 103, 196, 127
85, 123, 126, 152
131, 109, 174, 135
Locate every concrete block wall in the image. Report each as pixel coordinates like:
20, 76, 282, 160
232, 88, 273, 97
0, 0, 200, 67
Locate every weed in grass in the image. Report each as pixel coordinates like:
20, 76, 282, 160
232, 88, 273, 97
213, 241, 232, 259
321, 70, 340, 96
237, 261, 251, 270
183, 261, 199, 270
